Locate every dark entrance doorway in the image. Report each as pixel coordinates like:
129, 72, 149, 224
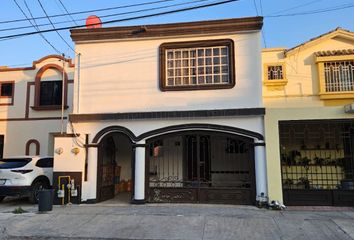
147, 131, 256, 205
97, 133, 133, 203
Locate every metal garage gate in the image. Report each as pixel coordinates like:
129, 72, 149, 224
280, 120, 354, 206
147, 131, 256, 205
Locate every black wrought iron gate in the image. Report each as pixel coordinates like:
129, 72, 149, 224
97, 136, 116, 202
147, 131, 256, 205
280, 120, 354, 206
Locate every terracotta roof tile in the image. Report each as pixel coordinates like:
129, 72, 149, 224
314, 49, 354, 57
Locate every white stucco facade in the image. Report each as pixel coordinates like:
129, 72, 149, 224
0, 55, 74, 157
72, 33, 263, 114
54, 17, 267, 204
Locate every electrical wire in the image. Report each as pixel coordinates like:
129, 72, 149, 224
266, 3, 354, 18
13, 0, 61, 54
258, 0, 263, 15
252, 0, 259, 16
54, 0, 74, 26
0, 0, 177, 25
37, 0, 76, 53
267, 0, 321, 16
0, 0, 239, 41
57, 0, 78, 26
0, 0, 209, 33
254, 0, 267, 48
69, 122, 85, 148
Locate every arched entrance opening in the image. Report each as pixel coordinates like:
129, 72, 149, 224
97, 132, 133, 203
146, 130, 256, 205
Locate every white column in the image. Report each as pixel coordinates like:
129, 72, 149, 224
254, 140, 268, 200
82, 146, 97, 202
133, 140, 146, 203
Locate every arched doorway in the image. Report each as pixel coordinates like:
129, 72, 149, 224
97, 132, 133, 203
146, 130, 256, 205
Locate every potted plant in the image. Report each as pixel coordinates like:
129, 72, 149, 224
283, 178, 293, 189
297, 177, 310, 189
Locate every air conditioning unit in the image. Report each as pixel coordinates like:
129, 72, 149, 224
344, 104, 354, 113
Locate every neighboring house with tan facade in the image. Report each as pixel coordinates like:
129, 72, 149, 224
263, 28, 354, 206
0, 55, 74, 157
53, 17, 269, 205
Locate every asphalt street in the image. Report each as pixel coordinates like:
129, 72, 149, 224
0, 197, 353, 240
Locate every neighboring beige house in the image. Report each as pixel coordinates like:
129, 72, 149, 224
263, 28, 354, 206
0, 55, 74, 157
53, 16, 268, 205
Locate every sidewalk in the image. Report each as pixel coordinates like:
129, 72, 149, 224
0, 198, 353, 240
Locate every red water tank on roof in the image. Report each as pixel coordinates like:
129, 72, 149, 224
85, 15, 102, 29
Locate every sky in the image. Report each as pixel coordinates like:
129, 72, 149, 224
0, 0, 354, 67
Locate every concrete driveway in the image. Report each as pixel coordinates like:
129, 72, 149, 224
0, 197, 353, 240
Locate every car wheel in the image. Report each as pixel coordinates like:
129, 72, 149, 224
0, 196, 5, 202
29, 180, 49, 204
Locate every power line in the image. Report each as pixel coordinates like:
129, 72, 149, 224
53, 0, 75, 26
0, 0, 176, 25
0, 0, 209, 33
13, 0, 61, 54
255, 0, 266, 48
261, 30, 267, 48
37, 0, 76, 53
258, 0, 263, 15
57, 0, 78, 26
252, 0, 259, 16
266, 3, 354, 18
267, 0, 321, 15
0, 0, 239, 40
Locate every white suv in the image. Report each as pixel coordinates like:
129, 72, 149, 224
0, 156, 53, 203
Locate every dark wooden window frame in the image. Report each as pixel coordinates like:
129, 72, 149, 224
0, 81, 15, 106
32, 64, 69, 111
39, 80, 62, 106
159, 39, 235, 91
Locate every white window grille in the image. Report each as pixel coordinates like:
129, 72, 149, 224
267, 65, 283, 80
165, 46, 230, 87
324, 61, 354, 92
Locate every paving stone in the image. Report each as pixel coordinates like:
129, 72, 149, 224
273, 217, 352, 240
332, 218, 354, 239
7, 213, 94, 238
0, 200, 353, 240
203, 216, 281, 240
129, 215, 204, 240
70, 214, 142, 239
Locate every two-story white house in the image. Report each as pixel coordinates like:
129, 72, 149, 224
0, 55, 74, 158
53, 17, 267, 205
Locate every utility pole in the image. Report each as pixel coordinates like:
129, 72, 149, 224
77, 53, 81, 113
61, 53, 65, 134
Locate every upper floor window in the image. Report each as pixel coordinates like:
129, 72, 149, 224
40, 80, 62, 106
316, 50, 354, 100
159, 39, 235, 91
0, 81, 15, 105
32, 64, 68, 111
267, 65, 283, 80
0, 82, 14, 97
263, 63, 287, 87
323, 61, 354, 92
